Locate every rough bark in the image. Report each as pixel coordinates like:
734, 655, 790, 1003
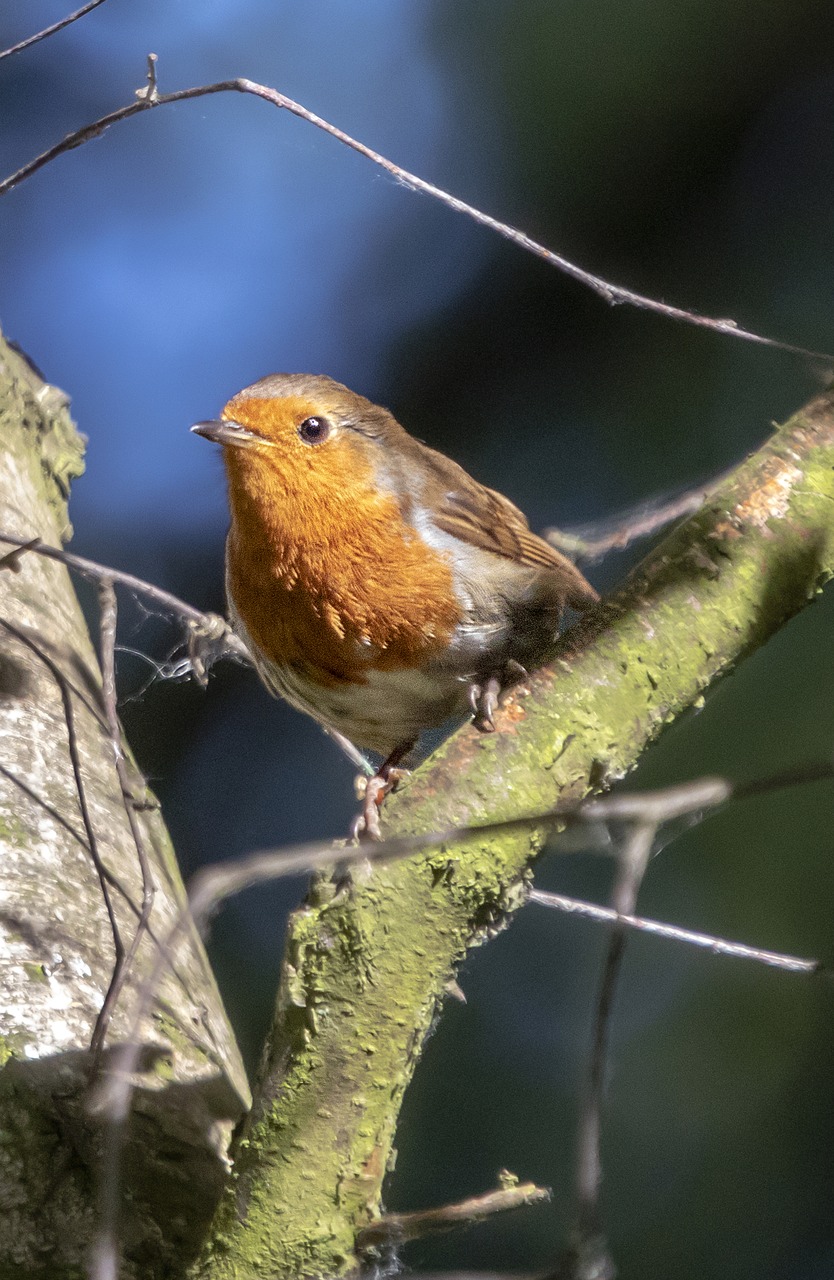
0, 331, 249, 1279
197, 386, 834, 1279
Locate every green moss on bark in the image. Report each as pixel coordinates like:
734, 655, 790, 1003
0, 339, 84, 541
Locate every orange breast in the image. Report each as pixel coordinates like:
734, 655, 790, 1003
224, 430, 462, 688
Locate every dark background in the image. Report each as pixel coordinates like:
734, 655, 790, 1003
3, 2, 834, 1276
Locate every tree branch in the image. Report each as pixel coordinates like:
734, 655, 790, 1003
0, 0, 111, 61
197, 384, 834, 1278
0, 70, 828, 362
0, 532, 248, 660
356, 1180, 551, 1252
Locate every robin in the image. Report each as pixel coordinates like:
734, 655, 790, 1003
192, 374, 598, 838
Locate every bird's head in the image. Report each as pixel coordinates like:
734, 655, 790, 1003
191, 373, 407, 499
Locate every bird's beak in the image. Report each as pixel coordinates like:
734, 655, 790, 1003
190, 419, 265, 447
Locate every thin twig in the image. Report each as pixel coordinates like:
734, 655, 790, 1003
0, 532, 244, 650
544, 468, 734, 565
568, 822, 657, 1280
528, 890, 820, 974
325, 726, 374, 776
0, 536, 42, 571
357, 1181, 551, 1251
0, 763, 92, 853
0, 0, 110, 61
89, 580, 155, 1061
574, 777, 731, 825
148, 766, 831, 928
0, 529, 249, 704
0, 73, 829, 362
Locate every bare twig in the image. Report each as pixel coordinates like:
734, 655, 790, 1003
181, 781, 724, 915
0, 763, 92, 853
0, 530, 248, 707
547, 752, 834, 1280
325, 725, 374, 776
0, 73, 829, 362
0, 0, 110, 61
116, 765, 830, 971
89, 580, 155, 1061
357, 1180, 551, 1251
0, 533, 245, 652
560, 822, 657, 1280
528, 890, 820, 974
544, 468, 734, 565
0, 536, 42, 572
0, 531, 374, 782
573, 777, 731, 825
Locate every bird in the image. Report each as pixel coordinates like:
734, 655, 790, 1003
192, 374, 598, 838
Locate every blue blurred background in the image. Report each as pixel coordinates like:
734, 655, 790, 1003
3, 2, 834, 1275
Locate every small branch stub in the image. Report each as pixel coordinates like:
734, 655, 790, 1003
356, 1180, 552, 1251
135, 52, 159, 103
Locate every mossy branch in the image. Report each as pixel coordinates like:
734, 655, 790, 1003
196, 385, 834, 1279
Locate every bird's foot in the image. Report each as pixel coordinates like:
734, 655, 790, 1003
469, 661, 528, 733
351, 768, 410, 842
350, 743, 415, 842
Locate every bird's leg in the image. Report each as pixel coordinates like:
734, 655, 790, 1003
351, 739, 416, 843
469, 660, 528, 733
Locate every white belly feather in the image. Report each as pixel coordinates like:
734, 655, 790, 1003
227, 591, 471, 756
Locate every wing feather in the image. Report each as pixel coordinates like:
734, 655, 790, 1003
418, 446, 599, 610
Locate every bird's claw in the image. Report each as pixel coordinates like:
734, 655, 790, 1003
470, 676, 500, 732
469, 662, 528, 734
351, 766, 410, 843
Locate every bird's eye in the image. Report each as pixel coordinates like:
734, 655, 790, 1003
298, 416, 331, 445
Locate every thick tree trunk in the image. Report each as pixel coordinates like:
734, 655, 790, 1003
0, 331, 249, 1279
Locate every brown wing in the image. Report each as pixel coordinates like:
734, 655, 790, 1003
420, 446, 599, 611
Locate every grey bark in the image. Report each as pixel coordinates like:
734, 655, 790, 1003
0, 331, 249, 1279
